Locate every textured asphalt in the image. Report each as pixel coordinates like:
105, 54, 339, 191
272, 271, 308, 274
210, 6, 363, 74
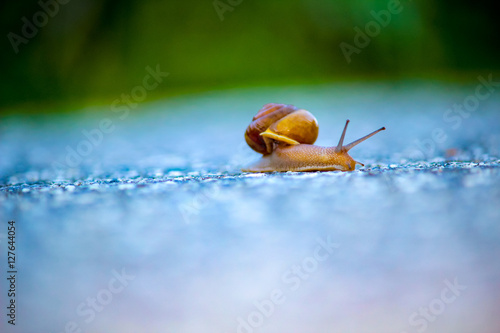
1, 84, 499, 332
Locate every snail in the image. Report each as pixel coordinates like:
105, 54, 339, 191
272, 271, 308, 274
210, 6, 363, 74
242, 103, 385, 172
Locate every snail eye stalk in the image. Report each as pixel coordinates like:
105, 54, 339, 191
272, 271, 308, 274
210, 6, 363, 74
343, 127, 386, 152
335, 119, 350, 153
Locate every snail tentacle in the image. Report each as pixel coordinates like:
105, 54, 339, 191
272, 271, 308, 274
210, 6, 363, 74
335, 119, 350, 153
343, 127, 386, 152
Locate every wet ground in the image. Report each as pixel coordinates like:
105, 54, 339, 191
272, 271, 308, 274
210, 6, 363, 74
1, 83, 500, 333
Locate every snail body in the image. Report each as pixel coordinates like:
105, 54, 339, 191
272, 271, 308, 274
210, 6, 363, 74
242, 103, 385, 172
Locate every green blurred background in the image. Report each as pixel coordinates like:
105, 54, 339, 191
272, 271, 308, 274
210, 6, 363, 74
1, 0, 499, 113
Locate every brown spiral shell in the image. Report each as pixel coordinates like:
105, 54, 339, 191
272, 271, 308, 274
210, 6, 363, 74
244, 103, 319, 155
